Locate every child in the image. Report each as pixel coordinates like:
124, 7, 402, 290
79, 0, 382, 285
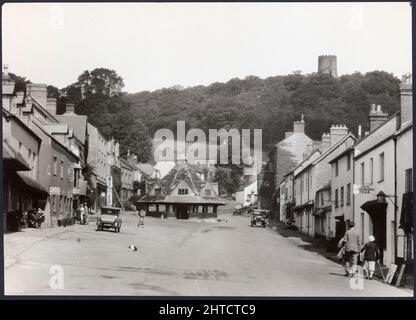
360, 235, 380, 280
138, 209, 145, 228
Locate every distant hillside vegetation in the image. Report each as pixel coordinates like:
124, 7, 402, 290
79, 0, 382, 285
13, 69, 401, 162
122, 71, 400, 152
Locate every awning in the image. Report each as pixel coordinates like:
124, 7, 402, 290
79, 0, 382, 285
360, 199, 388, 216
3, 142, 30, 171
399, 192, 413, 234
16, 172, 48, 195
313, 205, 331, 216
334, 214, 344, 220
294, 202, 314, 212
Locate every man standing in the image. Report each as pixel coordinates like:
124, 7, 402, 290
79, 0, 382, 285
342, 221, 360, 277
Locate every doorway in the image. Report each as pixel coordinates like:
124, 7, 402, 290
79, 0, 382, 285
367, 206, 387, 264
176, 205, 189, 220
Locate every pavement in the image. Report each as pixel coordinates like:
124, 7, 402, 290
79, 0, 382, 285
3, 211, 414, 297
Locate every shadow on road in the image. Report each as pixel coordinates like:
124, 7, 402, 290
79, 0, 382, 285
268, 220, 341, 265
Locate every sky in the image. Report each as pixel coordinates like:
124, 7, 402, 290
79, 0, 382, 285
2, 2, 412, 93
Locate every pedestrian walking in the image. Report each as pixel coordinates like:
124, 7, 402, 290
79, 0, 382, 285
83, 202, 89, 224
138, 209, 145, 228
340, 221, 360, 277
79, 205, 85, 224
360, 235, 380, 280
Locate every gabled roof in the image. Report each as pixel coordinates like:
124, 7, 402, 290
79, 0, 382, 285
312, 133, 356, 166
236, 174, 257, 192
2, 108, 42, 143
328, 146, 354, 164
55, 113, 88, 143
317, 181, 331, 192
23, 95, 59, 123
42, 123, 69, 134
275, 131, 313, 148
161, 162, 205, 195
136, 162, 154, 176
120, 157, 136, 171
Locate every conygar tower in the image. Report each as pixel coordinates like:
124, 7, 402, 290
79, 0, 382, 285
318, 54, 338, 78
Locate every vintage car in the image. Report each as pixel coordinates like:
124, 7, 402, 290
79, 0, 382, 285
96, 206, 122, 232
250, 209, 268, 228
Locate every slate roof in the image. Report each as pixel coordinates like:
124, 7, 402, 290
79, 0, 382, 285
136, 162, 155, 176
3, 139, 31, 171
161, 163, 205, 194
55, 113, 88, 143
138, 162, 225, 205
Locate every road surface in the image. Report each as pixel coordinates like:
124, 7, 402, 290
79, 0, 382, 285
4, 212, 413, 296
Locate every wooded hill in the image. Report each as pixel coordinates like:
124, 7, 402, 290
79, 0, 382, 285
11, 69, 401, 163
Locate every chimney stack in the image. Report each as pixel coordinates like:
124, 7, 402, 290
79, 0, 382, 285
26, 83, 48, 109
329, 125, 348, 146
369, 104, 388, 131
321, 133, 331, 153
65, 103, 75, 114
400, 73, 412, 125
293, 114, 305, 133
3, 64, 9, 76
46, 98, 57, 115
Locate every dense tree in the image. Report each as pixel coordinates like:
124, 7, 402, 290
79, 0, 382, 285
11, 68, 401, 164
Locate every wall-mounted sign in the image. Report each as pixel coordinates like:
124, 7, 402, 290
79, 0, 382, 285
73, 188, 80, 195
79, 180, 87, 195
49, 186, 61, 195
353, 184, 375, 195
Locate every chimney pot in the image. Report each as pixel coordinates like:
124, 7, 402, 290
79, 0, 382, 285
3, 64, 9, 76
368, 104, 388, 131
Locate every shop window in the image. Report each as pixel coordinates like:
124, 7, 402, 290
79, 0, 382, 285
53, 157, 58, 176
369, 158, 373, 184
360, 162, 365, 185
347, 153, 351, 171
335, 189, 339, 208
346, 183, 351, 206
379, 153, 385, 182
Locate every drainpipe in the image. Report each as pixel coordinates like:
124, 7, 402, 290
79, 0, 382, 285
307, 173, 311, 236
394, 136, 398, 263
352, 149, 355, 223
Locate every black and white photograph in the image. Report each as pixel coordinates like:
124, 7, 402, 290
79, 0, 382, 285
1, 1, 414, 299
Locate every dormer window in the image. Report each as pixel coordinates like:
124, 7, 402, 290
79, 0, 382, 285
154, 188, 161, 195
178, 188, 188, 195
205, 189, 211, 196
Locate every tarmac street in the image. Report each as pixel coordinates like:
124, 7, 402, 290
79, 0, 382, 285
3, 212, 413, 296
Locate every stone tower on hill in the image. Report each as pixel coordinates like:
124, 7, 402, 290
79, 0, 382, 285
318, 55, 338, 78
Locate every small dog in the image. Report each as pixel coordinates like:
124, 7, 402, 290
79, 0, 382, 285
128, 245, 138, 252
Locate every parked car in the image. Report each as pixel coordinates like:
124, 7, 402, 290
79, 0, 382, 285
250, 209, 268, 228
96, 206, 122, 232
